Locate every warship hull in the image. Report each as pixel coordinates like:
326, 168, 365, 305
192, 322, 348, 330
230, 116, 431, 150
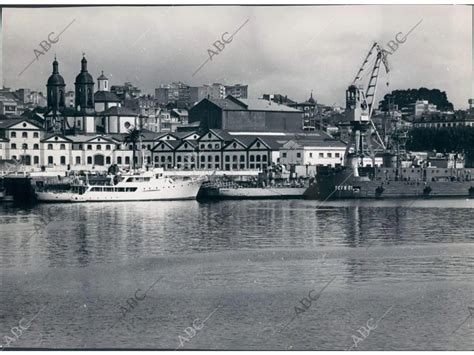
304, 167, 474, 200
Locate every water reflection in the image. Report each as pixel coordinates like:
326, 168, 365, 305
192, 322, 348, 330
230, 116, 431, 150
0, 199, 473, 349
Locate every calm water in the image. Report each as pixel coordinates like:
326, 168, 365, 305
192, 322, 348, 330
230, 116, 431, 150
0, 199, 473, 350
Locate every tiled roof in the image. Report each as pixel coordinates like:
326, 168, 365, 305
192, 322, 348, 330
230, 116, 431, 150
236, 98, 302, 112
0, 118, 42, 129
94, 91, 121, 102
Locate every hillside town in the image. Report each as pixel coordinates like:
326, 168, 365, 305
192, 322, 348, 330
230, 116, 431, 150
1, 55, 473, 182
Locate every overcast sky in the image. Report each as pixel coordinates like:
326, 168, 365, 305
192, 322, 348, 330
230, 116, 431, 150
1, 5, 471, 108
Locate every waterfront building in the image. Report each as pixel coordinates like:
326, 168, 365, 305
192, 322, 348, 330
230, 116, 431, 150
189, 95, 303, 132
150, 128, 343, 174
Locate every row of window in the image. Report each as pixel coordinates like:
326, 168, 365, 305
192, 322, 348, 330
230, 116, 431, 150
8, 143, 116, 151
10, 132, 40, 138
154, 162, 269, 171
281, 152, 341, 158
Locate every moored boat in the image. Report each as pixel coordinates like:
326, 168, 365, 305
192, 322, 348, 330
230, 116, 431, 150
35, 168, 205, 202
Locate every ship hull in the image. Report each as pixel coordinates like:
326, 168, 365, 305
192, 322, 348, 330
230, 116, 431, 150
305, 167, 474, 200
198, 187, 306, 200
36, 180, 203, 202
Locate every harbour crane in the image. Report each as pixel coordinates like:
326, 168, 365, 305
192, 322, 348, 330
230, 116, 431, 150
343, 42, 390, 176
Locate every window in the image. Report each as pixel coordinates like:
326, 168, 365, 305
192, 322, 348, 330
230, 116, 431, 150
33, 144, 39, 150
106, 145, 111, 150
34, 156, 39, 164
215, 156, 220, 162
97, 145, 102, 150
319, 153, 324, 158
60, 144, 66, 150
256, 155, 261, 162
225, 155, 230, 162
33, 132, 39, 138
250, 155, 255, 162
11, 132, 16, 138
106, 157, 111, 164
214, 144, 219, 149
117, 157, 122, 164
87, 157, 93, 164
87, 145, 92, 150
262, 155, 267, 162
125, 157, 130, 164
22, 143, 28, 150
48, 144, 53, 150
335, 153, 340, 158
309, 153, 313, 158
22, 132, 28, 138
76, 157, 81, 165
161, 156, 166, 162
207, 143, 212, 149
200, 156, 205, 162
177, 156, 182, 162
282, 152, 287, 158
48, 156, 54, 165
60, 156, 66, 165
327, 153, 332, 158
296, 153, 301, 158
240, 155, 245, 162
11, 143, 17, 149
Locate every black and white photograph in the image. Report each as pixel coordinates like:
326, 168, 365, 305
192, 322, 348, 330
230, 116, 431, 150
0, 1, 473, 352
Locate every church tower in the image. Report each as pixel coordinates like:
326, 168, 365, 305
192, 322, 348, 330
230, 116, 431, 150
45, 57, 66, 132
46, 57, 66, 111
97, 71, 109, 91
74, 55, 95, 112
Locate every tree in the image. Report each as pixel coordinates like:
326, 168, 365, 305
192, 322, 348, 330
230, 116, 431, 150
379, 88, 454, 112
123, 127, 144, 171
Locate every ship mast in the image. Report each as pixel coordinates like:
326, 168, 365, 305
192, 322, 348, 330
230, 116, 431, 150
344, 42, 390, 177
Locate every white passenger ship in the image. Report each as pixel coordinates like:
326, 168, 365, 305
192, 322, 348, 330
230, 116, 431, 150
35, 169, 205, 202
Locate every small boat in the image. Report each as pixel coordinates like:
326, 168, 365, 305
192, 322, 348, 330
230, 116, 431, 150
35, 168, 205, 202
198, 179, 307, 200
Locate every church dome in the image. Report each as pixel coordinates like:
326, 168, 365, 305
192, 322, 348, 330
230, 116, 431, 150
74, 56, 94, 85
47, 59, 65, 86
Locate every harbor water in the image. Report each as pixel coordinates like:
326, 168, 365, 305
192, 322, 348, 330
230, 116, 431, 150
0, 199, 473, 350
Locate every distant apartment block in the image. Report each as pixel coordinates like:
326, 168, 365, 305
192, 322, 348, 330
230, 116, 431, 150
156, 82, 248, 107
225, 84, 248, 99
111, 82, 141, 101
0, 95, 18, 116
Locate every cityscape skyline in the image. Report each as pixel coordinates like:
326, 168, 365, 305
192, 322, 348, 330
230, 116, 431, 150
1, 5, 471, 108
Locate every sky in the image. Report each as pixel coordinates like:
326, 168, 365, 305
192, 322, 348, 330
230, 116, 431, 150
1, 5, 472, 109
